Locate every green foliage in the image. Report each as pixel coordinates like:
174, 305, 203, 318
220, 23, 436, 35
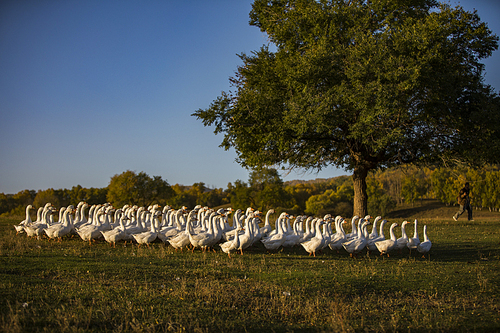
367, 176, 396, 216
3, 165, 500, 218
0, 190, 35, 216
193, 0, 500, 217
227, 180, 252, 210
69, 185, 107, 206
168, 183, 226, 209
33, 188, 60, 209
305, 182, 354, 216
248, 168, 290, 211
106, 170, 174, 208
285, 183, 313, 213
483, 170, 500, 211
401, 169, 429, 205
431, 168, 464, 205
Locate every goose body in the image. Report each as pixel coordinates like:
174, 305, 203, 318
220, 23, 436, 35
44, 207, 74, 240
394, 221, 410, 251
300, 219, 325, 257
158, 213, 183, 243
329, 218, 348, 252
282, 216, 302, 247
24, 204, 54, 239
345, 216, 360, 240
374, 222, 399, 257
220, 227, 241, 258
237, 215, 255, 254
368, 216, 382, 240
14, 205, 34, 234
168, 228, 191, 250
417, 225, 432, 258
300, 217, 316, 242
366, 219, 388, 252
76, 224, 102, 244
206, 213, 224, 249
101, 219, 127, 247
342, 219, 371, 257
261, 214, 288, 251
259, 209, 274, 236
187, 212, 217, 251
407, 219, 420, 251
76, 208, 106, 244
132, 209, 160, 247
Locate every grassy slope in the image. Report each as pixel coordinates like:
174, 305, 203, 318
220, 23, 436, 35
387, 199, 499, 220
1, 201, 499, 332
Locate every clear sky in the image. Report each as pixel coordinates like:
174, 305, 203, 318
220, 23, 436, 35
1, 0, 499, 194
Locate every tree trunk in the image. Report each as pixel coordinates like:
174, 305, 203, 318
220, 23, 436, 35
352, 167, 368, 217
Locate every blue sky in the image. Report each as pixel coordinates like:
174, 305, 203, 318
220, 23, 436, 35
1, 0, 499, 194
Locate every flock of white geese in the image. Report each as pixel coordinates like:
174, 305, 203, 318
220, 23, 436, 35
13, 202, 432, 258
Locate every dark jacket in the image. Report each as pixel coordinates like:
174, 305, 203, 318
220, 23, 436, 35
457, 187, 470, 206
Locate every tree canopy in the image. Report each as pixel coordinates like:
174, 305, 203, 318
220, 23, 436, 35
107, 170, 174, 208
193, 0, 500, 216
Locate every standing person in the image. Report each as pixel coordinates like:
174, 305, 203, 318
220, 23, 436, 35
453, 182, 473, 221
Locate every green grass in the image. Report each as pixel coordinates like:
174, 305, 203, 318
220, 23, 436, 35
1, 213, 499, 332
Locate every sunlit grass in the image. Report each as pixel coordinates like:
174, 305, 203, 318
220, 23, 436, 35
1, 216, 499, 332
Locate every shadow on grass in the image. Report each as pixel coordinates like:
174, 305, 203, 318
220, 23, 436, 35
387, 200, 445, 217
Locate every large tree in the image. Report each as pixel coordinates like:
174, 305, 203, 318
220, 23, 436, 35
193, 0, 500, 216
107, 170, 173, 208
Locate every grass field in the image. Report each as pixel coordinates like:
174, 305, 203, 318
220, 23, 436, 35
1, 202, 499, 332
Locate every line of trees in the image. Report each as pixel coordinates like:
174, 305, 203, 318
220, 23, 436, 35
2, 166, 499, 219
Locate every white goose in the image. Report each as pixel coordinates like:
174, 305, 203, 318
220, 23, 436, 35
417, 225, 432, 258
44, 206, 75, 241
299, 216, 316, 242
368, 216, 382, 240
249, 214, 263, 247
34, 206, 43, 224
223, 209, 244, 241
187, 211, 218, 252
159, 206, 173, 229
292, 216, 305, 241
236, 214, 255, 254
56, 207, 66, 225
72, 202, 83, 228
259, 209, 275, 236
282, 216, 302, 248
206, 213, 225, 250
123, 208, 146, 239
218, 208, 234, 234
158, 209, 184, 243
374, 222, 399, 257
366, 219, 388, 252
220, 227, 241, 258
24, 203, 54, 239
261, 213, 288, 251
406, 219, 420, 252
300, 219, 325, 257
14, 205, 34, 234
109, 208, 123, 229
345, 216, 360, 240
76, 208, 105, 245
342, 219, 371, 257
101, 217, 128, 247
168, 222, 192, 251
394, 220, 410, 252
319, 217, 332, 251
132, 208, 160, 247
329, 217, 348, 252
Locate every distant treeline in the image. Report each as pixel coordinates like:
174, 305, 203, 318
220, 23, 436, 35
2, 166, 500, 218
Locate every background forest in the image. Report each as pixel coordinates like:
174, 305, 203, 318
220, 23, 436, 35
2, 165, 500, 219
